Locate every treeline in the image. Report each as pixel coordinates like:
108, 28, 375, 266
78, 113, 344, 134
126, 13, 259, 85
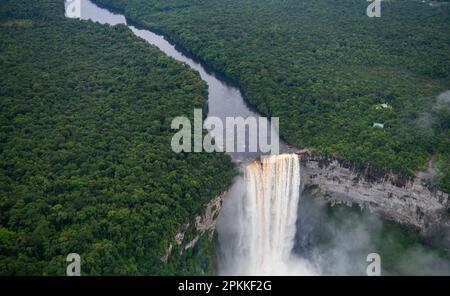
0, 0, 235, 275
94, 0, 450, 191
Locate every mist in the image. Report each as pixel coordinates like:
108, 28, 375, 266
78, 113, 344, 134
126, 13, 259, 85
417, 90, 450, 134
216, 159, 450, 276
216, 155, 318, 276
293, 190, 450, 276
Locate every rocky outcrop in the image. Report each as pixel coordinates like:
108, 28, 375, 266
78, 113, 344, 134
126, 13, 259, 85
162, 152, 450, 261
161, 190, 227, 262
299, 152, 450, 247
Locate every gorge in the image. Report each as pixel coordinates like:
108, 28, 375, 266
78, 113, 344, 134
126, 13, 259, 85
66, 0, 450, 275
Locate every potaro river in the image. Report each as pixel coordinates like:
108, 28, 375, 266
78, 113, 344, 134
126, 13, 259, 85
65, 0, 450, 276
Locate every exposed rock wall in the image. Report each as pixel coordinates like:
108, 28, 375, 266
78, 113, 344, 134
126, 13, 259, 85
299, 153, 450, 246
163, 152, 450, 261
161, 190, 227, 262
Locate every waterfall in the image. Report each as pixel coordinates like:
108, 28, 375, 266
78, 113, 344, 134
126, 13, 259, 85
218, 154, 315, 275
241, 154, 300, 274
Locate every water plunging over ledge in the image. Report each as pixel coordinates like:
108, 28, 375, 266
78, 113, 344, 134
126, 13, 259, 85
65, 0, 306, 275
64, 0, 450, 275
216, 154, 317, 275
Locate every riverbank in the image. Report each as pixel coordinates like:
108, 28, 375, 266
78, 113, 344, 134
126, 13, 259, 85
74, 0, 450, 273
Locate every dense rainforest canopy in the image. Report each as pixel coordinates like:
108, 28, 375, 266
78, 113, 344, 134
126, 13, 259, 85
94, 0, 450, 191
0, 0, 236, 275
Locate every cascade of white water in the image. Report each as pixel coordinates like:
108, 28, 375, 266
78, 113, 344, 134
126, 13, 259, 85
236, 154, 302, 275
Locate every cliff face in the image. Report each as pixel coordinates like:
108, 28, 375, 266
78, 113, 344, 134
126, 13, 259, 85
161, 190, 227, 262
163, 153, 450, 261
299, 153, 450, 246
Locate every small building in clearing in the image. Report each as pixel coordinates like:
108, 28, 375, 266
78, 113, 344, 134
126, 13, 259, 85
374, 103, 392, 110
372, 122, 385, 128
